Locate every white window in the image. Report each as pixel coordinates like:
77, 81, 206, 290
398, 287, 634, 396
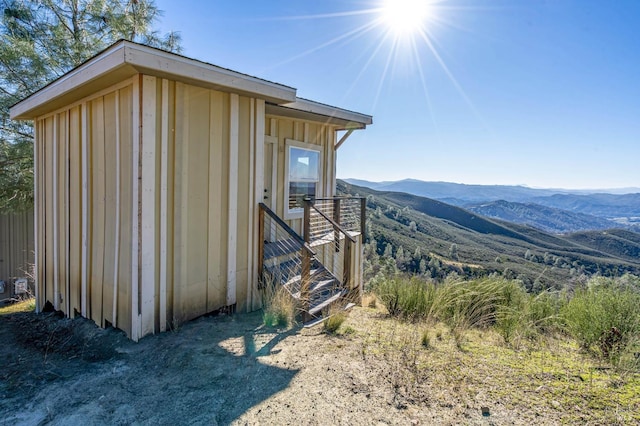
285, 140, 322, 218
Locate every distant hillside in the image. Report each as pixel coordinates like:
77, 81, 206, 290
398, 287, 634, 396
344, 178, 640, 231
466, 200, 623, 234
337, 180, 640, 291
564, 229, 640, 264
344, 178, 562, 204
531, 193, 640, 219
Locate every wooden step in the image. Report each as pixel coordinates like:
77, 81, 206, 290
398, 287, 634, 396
263, 238, 303, 261
304, 302, 356, 328
309, 289, 348, 316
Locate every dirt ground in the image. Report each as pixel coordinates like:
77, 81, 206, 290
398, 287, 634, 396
0, 304, 637, 425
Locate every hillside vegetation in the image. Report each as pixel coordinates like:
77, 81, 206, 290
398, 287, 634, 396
466, 200, 623, 234
337, 180, 640, 291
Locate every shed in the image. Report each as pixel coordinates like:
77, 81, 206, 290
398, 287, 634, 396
10, 40, 372, 340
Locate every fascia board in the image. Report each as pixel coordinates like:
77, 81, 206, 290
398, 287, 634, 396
284, 98, 372, 126
11, 41, 297, 120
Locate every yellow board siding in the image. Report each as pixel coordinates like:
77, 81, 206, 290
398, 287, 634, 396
35, 81, 135, 335
0, 210, 35, 301
31, 75, 350, 340
265, 115, 340, 235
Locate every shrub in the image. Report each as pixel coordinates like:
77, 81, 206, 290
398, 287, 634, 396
562, 276, 640, 364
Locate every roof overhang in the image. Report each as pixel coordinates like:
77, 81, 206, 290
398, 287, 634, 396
266, 98, 372, 130
11, 40, 297, 120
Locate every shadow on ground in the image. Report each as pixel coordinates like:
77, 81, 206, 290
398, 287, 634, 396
0, 309, 299, 425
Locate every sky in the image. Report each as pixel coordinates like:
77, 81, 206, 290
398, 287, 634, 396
154, 0, 639, 190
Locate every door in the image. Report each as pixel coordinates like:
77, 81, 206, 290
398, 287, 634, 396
263, 135, 278, 241
263, 135, 278, 211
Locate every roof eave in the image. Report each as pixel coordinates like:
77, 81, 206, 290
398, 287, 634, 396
266, 98, 372, 130
11, 41, 297, 120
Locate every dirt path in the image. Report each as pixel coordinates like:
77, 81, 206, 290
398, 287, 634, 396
1, 306, 636, 425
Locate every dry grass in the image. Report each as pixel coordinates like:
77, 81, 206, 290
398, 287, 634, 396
0, 298, 35, 315
323, 305, 347, 334
261, 283, 296, 328
347, 305, 640, 424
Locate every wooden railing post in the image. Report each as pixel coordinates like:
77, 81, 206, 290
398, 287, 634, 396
333, 198, 341, 253
258, 205, 265, 284
343, 239, 352, 291
301, 198, 312, 320
360, 197, 366, 236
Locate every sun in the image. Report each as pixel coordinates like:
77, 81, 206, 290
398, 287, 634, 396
379, 0, 433, 38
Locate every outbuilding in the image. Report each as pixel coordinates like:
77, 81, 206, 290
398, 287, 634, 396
10, 40, 371, 340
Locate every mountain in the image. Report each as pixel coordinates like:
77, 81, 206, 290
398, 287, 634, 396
338, 180, 640, 290
344, 178, 572, 204
344, 178, 640, 232
466, 200, 624, 234
530, 193, 640, 219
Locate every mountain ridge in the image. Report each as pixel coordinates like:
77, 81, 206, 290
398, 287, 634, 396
344, 178, 640, 233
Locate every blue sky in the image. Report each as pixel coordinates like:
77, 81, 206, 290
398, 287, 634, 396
155, 0, 639, 190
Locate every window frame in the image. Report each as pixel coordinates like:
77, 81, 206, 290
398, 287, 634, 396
284, 139, 323, 219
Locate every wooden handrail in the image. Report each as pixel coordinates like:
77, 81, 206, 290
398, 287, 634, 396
258, 203, 315, 255
309, 203, 356, 243
313, 196, 366, 201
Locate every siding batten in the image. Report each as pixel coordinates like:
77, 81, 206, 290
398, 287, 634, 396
33, 123, 40, 313
159, 79, 169, 332
227, 93, 239, 306
52, 117, 59, 310
112, 90, 121, 327
246, 98, 255, 311
252, 99, 265, 310
130, 77, 141, 341
64, 112, 70, 316
80, 103, 89, 318
140, 75, 157, 337
207, 91, 224, 311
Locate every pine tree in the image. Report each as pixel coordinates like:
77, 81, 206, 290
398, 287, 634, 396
0, 0, 181, 211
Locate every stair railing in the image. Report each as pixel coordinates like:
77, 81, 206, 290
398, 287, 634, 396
258, 203, 315, 313
304, 198, 357, 292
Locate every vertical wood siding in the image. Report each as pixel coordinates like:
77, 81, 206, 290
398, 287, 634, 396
264, 116, 340, 234
31, 75, 341, 340
35, 81, 135, 335
0, 210, 35, 301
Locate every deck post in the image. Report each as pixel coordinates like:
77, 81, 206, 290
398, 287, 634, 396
258, 205, 265, 285
333, 198, 341, 253
301, 198, 312, 321
343, 238, 352, 292
360, 197, 366, 236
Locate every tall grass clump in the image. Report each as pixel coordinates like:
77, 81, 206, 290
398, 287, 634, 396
373, 274, 563, 344
261, 281, 295, 328
438, 277, 527, 331
373, 276, 437, 321
562, 276, 640, 367
323, 305, 347, 334
495, 289, 565, 344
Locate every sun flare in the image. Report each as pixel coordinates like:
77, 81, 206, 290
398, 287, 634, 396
380, 0, 433, 37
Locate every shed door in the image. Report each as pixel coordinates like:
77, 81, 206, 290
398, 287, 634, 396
263, 135, 278, 212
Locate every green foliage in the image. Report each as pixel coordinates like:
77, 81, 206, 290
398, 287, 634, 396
323, 309, 347, 334
261, 283, 295, 328
367, 272, 640, 365
338, 180, 640, 288
373, 275, 565, 345
0, 0, 181, 211
0, 139, 33, 211
562, 276, 640, 365
373, 276, 437, 321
